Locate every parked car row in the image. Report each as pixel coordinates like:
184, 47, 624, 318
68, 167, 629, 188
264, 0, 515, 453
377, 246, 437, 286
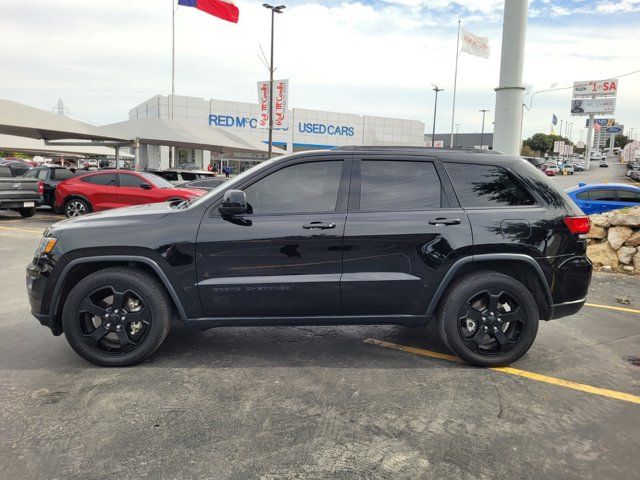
566, 182, 640, 214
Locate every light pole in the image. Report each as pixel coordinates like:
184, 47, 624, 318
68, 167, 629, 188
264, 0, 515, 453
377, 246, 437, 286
479, 109, 489, 149
454, 123, 460, 148
431, 84, 443, 147
263, 4, 286, 159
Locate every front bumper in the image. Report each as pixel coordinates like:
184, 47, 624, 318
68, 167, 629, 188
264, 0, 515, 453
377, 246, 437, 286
550, 298, 586, 320
26, 259, 61, 335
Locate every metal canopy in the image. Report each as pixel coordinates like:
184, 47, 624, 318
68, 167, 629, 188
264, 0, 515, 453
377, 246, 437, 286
103, 118, 286, 155
0, 99, 127, 141
0, 134, 133, 158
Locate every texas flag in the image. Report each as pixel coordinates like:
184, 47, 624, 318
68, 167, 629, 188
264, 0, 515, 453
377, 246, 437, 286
178, 0, 239, 23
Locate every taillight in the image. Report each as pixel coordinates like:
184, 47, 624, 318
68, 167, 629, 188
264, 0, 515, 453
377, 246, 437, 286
564, 216, 590, 235
37, 181, 44, 194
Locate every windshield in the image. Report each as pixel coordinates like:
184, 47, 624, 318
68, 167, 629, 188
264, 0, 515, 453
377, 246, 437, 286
188, 158, 281, 208
141, 172, 174, 189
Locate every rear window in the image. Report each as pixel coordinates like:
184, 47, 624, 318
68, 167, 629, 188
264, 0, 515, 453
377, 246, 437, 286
52, 169, 74, 180
0, 166, 12, 177
617, 189, 640, 203
446, 163, 536, 208
587, 189, 617, 201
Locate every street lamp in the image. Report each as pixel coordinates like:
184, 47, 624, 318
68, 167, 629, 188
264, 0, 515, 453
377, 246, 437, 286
431, 84, 443, 147
479, 109, 490, 149
454, 123, 460, 148
263, 4, 286, 159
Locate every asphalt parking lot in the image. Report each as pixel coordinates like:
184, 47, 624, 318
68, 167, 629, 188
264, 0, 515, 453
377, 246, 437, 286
1, 207, 639, 480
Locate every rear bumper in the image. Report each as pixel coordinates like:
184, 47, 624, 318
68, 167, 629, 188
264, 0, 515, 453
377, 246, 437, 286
0, 199, 42, 209
550, 298, 586, 320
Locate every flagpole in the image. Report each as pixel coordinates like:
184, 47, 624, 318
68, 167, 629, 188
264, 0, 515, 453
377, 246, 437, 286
171, 0, 176, 168
449, 19, 461, 148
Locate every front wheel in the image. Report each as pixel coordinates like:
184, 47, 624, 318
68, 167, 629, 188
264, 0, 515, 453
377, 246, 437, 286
62, 267, 172, 366
438, 272, 539, 367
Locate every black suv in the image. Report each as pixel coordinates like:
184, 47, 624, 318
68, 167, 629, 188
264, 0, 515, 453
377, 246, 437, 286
26, 148, 592, 367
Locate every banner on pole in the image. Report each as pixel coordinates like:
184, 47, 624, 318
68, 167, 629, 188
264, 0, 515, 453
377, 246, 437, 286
460, 27, 490, 58
553, 141, 565, 153
257, 79, 289, 129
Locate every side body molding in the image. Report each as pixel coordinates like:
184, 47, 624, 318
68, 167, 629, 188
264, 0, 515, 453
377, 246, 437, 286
49, 255, 187, 320
425, 253, 554, 318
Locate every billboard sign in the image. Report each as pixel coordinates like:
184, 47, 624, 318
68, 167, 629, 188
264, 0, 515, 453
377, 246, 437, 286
606, 126, 623, 134
571, 97, 616, 116
572, 79, 618, 97
585, 118, 615, 127
257, 79, 289, 128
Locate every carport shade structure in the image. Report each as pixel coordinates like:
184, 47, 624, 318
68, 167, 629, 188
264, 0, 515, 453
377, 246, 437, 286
0, 134, 134, 158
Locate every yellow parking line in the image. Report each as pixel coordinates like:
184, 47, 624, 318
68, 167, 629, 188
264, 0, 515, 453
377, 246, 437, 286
0, 225, 43, 235
365, 338, 640, 405
585, 302, 640, 315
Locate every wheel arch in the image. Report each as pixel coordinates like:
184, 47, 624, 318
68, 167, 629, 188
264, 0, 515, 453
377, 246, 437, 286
49, 256, 187, 334
427, 254, 554, 320
62, 194, 93, 211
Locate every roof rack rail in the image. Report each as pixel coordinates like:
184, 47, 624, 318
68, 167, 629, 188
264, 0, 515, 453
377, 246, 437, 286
334, 145, 500, 154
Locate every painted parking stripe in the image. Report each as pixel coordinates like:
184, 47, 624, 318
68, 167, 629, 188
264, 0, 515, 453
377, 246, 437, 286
0, 225, 43, 235
365, 338, 640, 405
585, 302, 640, 315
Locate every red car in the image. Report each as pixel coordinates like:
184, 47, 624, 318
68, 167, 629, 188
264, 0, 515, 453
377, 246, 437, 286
55, 170, 206, 218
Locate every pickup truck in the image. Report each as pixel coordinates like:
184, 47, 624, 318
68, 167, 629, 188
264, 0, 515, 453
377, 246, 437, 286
0, 165, 43, 217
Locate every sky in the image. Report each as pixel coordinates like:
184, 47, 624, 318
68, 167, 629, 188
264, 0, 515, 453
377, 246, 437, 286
0, 0, 638, 142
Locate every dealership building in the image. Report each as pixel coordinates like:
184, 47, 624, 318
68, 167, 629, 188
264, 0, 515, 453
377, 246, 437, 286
129, 95, 426, 170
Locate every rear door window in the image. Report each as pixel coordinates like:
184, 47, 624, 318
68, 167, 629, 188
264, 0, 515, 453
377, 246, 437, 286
445, 163, 536, 208
118, 173, 145, 188
359, 160, 443, 211
588, 189, 617, 201
617, 189, 640, 203
81, 173, 117, 186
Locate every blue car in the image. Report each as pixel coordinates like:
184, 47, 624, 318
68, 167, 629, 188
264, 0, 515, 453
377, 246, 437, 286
566, 183, 640, 214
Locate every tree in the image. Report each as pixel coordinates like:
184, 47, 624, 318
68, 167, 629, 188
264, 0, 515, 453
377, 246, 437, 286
523, 133, 572, 155
520, 144, 535, 156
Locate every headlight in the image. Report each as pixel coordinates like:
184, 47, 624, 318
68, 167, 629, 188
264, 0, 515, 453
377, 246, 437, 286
36, 237, 58, 255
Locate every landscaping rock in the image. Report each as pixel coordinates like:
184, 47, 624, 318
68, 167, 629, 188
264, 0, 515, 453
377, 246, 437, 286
609, 206, 640, 227
634, 250, 640, 271
590, 212, 612, 228
608, 226, 633, 250
625, 231, 640, 248
586, 225, 607, 239
587, 241, 619, 268
623, 266, 635, 273
617, 246, 637, 265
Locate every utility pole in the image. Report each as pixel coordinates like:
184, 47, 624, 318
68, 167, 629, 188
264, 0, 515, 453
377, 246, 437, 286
454, 123, 460, 148
493, 0, 528, 155
263, 4, 286, 159
479, 109, 489, 149
431, 84, 443, 147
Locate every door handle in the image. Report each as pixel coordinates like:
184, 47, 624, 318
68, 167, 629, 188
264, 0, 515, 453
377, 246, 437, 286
303, 222, 336, 230
428, 218, 461, 226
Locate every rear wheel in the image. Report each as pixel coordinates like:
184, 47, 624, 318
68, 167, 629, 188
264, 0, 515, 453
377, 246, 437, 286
62, 268, 172, 367
438, 272, 539, 367
18, 207, 35, 218
65, 198, 90, 218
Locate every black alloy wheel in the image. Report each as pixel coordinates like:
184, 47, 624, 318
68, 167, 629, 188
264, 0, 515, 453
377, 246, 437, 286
439, 272, 539, 367
62, 268, 172, 366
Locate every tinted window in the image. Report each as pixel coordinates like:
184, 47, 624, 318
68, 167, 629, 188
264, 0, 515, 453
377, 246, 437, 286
82, 173, 117, 186
360, 160, 442, 211
155, 171, 178, 182
119, 173, 145, 188
617, 189, 640, 203
446, 163, 535, 208
52, 169, 74, 180
0, 166, 12, 177
244, 161, 343, 214
588, 189, 616, 201
181, 172, 197, 181
24, 169, 38, 178
576, 191, 589, 200
37, 169, 48, 180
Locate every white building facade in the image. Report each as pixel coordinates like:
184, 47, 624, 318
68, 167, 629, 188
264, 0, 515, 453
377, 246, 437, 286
129, 95, 426, 170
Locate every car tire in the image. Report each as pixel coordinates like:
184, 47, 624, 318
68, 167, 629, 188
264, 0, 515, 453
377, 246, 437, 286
62, 267, 172, 367
18, 207, 36, 218
64, 198, 90, 218
438, 271, 539, 367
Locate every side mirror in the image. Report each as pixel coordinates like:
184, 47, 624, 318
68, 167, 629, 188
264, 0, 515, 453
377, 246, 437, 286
140, 183, 152, 190
219, 189, 247, 216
